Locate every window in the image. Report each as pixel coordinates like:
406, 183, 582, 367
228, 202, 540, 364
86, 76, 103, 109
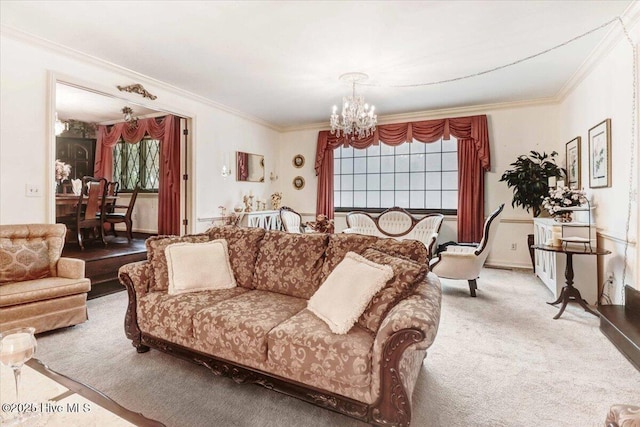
112, 137, 160, 192
333, 137, 458, 213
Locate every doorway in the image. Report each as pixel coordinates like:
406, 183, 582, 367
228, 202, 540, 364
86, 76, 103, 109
50, 78, 194, 236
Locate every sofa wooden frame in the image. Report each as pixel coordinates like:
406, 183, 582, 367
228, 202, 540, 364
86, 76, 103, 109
120, 271, 425, 427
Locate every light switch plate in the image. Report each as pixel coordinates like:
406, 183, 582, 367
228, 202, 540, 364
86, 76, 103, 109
25, 184, 42, 197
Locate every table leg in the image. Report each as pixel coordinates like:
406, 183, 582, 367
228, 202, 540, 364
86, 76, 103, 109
547, 253, 599, 319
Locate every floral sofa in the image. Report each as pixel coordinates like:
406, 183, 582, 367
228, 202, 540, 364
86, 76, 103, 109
119, 226, 442, 426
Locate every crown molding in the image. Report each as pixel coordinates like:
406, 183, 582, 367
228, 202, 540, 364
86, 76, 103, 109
556, 3, 640, 101
0, 25, 283, 132
281, 96, 557, 133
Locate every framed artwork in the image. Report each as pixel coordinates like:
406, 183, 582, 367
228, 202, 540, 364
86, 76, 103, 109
565, 137, 581, 189
293, 176, 305, 190
588, 119, 611, 188
292, 154, 305, 168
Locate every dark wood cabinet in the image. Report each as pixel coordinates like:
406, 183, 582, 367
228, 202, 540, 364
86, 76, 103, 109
56, 137, 96, 179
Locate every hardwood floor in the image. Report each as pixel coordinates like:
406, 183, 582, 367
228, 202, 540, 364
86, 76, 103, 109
598, 285, 640, 371
63, 233, 150, 299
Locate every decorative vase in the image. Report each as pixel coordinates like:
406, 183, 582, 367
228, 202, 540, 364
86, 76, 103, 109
553, 211, 573, 223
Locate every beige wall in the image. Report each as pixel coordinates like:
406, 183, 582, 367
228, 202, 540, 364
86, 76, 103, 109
555, 22, 639, 301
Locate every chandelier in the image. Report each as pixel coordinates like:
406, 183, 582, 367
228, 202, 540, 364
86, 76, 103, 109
330, 72, 377, 140
122, 106, 138, 128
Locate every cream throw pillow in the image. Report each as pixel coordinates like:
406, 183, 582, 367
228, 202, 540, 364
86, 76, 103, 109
165, 239, 236, 295
308, 251, 393, 334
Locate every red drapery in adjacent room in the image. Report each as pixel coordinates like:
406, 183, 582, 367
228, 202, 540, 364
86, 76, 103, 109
314, 115, 490, 242
94, 115, 181, 235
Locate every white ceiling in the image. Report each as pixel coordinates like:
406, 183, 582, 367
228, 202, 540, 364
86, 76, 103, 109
1, 1, 634, 128
56, 83, 161, 123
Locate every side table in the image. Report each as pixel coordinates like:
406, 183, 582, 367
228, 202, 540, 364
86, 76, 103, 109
531, 244, 611, 319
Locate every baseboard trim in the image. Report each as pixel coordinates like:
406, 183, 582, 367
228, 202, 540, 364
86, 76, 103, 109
485, 260, 533, 271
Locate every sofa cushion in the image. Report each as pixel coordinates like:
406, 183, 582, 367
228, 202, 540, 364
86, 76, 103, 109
308, 252, 393, 334
253, 231, 329, 299
357, 248, 428, 332
268, 309, 374, 388
321, 233, 429, 282
166, 240, 236, 295
207, 226, 265, 289
0, 241, 50, 284
0, 277, 91, 307
193, 290, 306, 362
145, 234, 210, 292
138, 288, 248, 346
0, 224, 66, 282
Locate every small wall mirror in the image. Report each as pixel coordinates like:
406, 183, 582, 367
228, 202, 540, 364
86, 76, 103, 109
236, 151, 265, 182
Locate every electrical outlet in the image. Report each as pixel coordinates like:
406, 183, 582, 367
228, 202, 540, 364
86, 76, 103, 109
510, 243, 517, 251
25, 184, 42, 197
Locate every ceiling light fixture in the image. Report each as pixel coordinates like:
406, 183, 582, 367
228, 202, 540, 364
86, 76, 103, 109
122, 106, 138, 128
330, 72, 377, 140
54, 113, 68, 136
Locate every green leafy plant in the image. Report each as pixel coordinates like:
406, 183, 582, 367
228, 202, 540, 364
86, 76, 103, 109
500, 151, 565, 217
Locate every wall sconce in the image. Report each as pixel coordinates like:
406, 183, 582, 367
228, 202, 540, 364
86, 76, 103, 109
270, 171, 278, 182
221, 152, 232, 179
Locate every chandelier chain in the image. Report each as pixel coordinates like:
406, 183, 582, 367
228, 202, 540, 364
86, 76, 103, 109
359, 17, 620, 89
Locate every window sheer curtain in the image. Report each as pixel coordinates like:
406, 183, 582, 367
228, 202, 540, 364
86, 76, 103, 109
94, 115, 181, 235
314, 115, 490, 242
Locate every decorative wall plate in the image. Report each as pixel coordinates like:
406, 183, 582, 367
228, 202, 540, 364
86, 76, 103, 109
293, 154, 305, 168
293, 176, 305, 190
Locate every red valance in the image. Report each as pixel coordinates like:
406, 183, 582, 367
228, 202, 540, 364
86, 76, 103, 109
315, 115, 491, 242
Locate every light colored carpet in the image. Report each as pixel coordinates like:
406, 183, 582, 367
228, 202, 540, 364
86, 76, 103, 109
35, 268, 639, 427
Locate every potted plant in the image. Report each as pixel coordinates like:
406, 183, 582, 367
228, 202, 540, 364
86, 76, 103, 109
500, 151, 565, 267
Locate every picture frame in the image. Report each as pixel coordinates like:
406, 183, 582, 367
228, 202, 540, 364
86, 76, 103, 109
565, 137, 581, 189
292, 154, 305, 168
588, 119, 611, 188
293, 176, 305, 190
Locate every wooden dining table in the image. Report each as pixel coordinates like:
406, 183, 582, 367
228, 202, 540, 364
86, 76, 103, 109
55, 195, 117, 218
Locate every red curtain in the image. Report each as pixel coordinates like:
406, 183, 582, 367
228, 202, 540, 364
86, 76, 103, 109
237, 152, 249, 181
315, 115, 490, 242
94, 115, 181, 235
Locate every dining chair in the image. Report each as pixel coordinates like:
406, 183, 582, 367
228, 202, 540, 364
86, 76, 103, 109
429, 204, 505, 297
104, 181, 120, 218
104, 186, 140, 241
62, 176, 107, 250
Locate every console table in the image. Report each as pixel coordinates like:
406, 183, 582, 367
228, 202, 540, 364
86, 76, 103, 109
533, 218, 598, 304
241, 210, 282, 231
532, 244, 610, 319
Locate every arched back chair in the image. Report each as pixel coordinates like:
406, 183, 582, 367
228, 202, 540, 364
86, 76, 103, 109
279, 206, 304, 233
429, 204, 505, 297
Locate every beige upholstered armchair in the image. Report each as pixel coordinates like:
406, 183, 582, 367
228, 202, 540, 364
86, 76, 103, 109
429, 204, 504, 297
344, 207, 444, 259
0, 224, 91, 333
